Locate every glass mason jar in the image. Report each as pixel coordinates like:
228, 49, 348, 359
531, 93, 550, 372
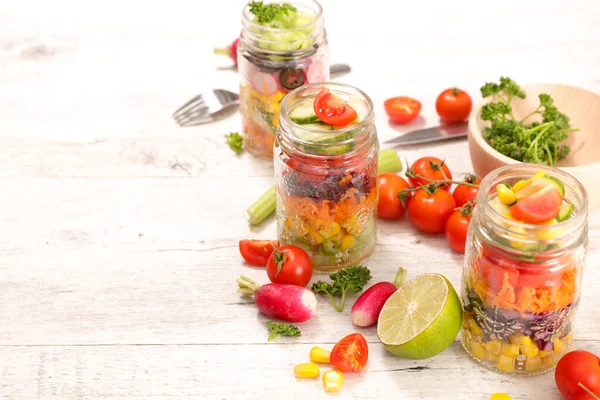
460, 164, 588, 376
237, 0, 329, 160
274, 83, 379, 272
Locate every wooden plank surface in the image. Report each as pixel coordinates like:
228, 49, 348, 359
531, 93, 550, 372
1, 0, 600, 398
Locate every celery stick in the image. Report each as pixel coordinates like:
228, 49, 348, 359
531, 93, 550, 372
247, 149, 402, 226
247, 186, 276, 226
378, 148, 403, 173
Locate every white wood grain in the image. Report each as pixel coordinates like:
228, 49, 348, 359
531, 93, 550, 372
1, 0, 599, 398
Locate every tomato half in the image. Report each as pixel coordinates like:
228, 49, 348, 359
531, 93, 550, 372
407, 157, 453, 191
384, 96, 422, 124
330, 333, 369, 373
435, 88, 473, 123
266, 245, 313, 287
377, 173, 411, 219
510, 185, 562, 224
313, 89, 357, 127
407, 187, 456, 233
239, 239, 280, 266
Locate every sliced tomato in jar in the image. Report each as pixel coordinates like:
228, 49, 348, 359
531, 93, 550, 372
330, 333, 369, 373
239, 239, 280, 266
516, 263, 563, 288
313, 89, 358, 127
509, 185, 562, 224
478, 255, 519, 292
384, 97, 422, 124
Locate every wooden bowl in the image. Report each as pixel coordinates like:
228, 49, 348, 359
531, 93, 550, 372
468, 83, 600, 210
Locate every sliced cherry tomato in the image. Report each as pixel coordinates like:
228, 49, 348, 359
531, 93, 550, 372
383, 96, 422, 124
313, 89, 357, 127
453, 175, 481, 207
445, 203, 474, 254
239, 239, 280, 266
509, 185, 562, 224
330, 333, 369, 373
377, 173, 411, 219
407, 157, 453, 191
407, 186, 456, 233
477, 252, 519, 292
435, 88, 473, 123
266, 245, 313, 287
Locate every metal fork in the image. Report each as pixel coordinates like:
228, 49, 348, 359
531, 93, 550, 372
173, 63, 351, 127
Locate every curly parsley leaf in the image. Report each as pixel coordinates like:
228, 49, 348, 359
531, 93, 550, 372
311, 265, 372, 312
225, 132, 244, 154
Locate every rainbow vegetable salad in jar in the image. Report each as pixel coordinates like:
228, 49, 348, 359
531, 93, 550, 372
460, 164, 588, 376
274, 82, 378, 272
238, 0, 329, 159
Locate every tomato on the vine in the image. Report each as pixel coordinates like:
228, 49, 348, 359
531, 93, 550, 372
313, 89, 357, 127
435, 88, 473, 123
407, 157, 453, 191
383, 97, 422, 124
330, 333, 369, 373
266, 245, 313, 287
407, 186, 456, 233
445, 203, 474, 254
453, 174, 481, 207
239, 239, 280, 266
377, 173, 411, 219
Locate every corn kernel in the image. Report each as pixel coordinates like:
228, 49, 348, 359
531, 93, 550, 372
319, 223, 341, 239
539, 350, 555, 358
294, 362, 320, 379
310, 346, 331, 364
526, 355, 542, 372
554, 339, 565, 354
471, 341, 485, 359
497, 184, 516, 205
522, 343, 539, 358
529, 171, 547, 182
535, 218, 565, 240
322, 370, 343, 393
331, 231, 343, 242
491, 393, 513, 400
340, 216, 358, 229
501, 343, 520, 358
509, 333, 530, 346
467, 319, 483, 337
484, 340, 502, 355
512, 180, 528, 193
340, 235, 356, 250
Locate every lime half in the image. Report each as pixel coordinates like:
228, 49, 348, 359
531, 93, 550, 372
377, 273, 462, 360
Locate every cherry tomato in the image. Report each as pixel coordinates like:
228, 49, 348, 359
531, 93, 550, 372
377, 173, 411, 219
330, 333, 369, 373
435, 88, 473, 123
266, 245, 313, 287
239, 239, 280, 266
313, 89, 357, 127
407, 157, 453, 191
555, 350, 600, 400
453, 175, 481, 207
407, 187, 456, 233
509, 186, 562, 223
383, 96, 422, 124
445, 204, 473, 254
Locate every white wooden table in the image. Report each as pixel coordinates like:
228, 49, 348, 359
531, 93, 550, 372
1, 1, 599, 398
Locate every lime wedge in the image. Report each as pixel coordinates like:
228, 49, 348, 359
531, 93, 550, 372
377, 273, 462, 360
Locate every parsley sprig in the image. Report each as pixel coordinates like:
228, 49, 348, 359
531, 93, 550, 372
479, 77, 577, 167
311, 265, 372, 312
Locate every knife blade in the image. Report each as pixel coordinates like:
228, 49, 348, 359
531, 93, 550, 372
383, 121, 468, 146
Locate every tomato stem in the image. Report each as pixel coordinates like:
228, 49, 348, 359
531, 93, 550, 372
272, 250, 287, 277
578, 382, 600, 400
403, 172, 480, 189
452, 88, 461, 96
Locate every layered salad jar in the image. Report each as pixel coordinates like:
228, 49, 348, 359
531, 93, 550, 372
460, 164, 588, 375
274, 83, 379, 272
238, 0, 330, 159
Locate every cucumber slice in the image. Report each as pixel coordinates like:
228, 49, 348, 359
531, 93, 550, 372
321, 239, 338, 254
346, 94, 365, 123
556, 203, 574, 222
289, 99, 319, 124
489, 196, 510, 217
515, 175, 565, 200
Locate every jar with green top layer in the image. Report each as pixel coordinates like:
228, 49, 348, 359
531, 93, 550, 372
238, 0, 329, 160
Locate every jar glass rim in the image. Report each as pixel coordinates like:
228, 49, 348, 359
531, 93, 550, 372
241, 0, 323, 33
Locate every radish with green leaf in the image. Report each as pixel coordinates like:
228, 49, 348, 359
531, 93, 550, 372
351, 267, 407, 327
237, 276, 317, 323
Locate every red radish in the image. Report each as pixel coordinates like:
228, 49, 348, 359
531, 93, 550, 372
350, 267, 406, 327
213, 38, 239, 66
250, 71, 279, 96
237, 276, 317, 323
